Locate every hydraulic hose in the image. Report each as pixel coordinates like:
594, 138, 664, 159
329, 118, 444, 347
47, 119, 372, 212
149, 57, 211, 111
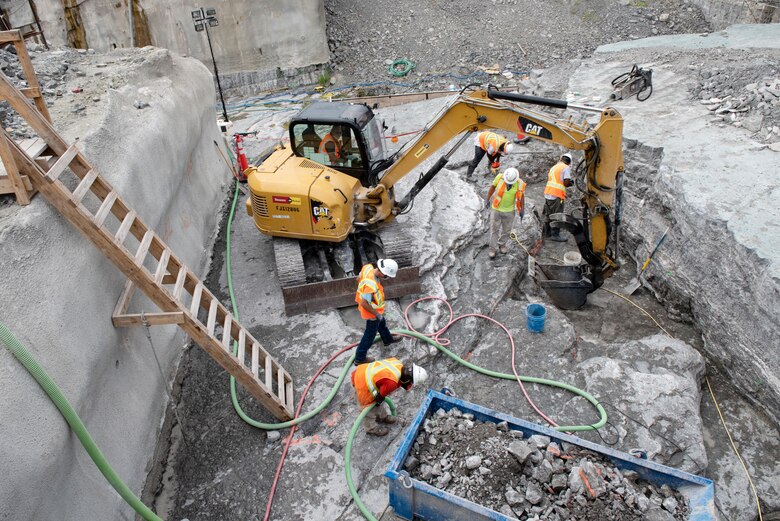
0, 324, 164, 521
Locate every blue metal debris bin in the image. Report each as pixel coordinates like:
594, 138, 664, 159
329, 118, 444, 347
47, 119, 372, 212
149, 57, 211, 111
385, 390, 715, 521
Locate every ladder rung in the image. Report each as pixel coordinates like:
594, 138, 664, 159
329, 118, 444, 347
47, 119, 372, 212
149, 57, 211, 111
70, 169, 98, 204
172, 268, 187, 301
134, 230, 154, 264
153, 249, 171, 284
115, 210, 136, 244
265, 356, 272, 390
94, 190, 118, 226
221, 314, 232, 350
277, 367, 284, 403
251, 342, 259, 377
206, 299, 218, 336
237, 329, 246, 361
189, 282, 203, 316
45, 142, 80, 181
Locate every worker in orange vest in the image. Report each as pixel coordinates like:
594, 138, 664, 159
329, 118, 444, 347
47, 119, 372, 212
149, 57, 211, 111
485, 168, 526, 259
465, 131, 515, 179
351, 358, 429, 436
319, 125, 345, 163
543, 153, 574, 242
354, 259, 402, 365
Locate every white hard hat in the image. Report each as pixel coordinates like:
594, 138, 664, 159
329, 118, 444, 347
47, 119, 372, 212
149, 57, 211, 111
503, 142, 515, 155
502, 168, 520, 185
562, 153, 573, 162
377, 258, 398, 278
412, 364, 428, 385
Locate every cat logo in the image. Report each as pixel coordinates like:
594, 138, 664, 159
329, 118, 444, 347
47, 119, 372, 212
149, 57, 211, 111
517, 117, 552, 140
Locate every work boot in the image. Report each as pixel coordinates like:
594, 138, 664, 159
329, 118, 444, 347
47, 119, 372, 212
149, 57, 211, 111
499, 244, 508, 254
488, 248, 497, 259
366, 426, 390, 436
384, 334, 403, 346
354, 356, 375, 366
379, 415, 397, 425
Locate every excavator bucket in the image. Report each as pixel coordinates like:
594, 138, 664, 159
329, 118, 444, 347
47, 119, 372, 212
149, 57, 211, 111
281, 266, 421, 316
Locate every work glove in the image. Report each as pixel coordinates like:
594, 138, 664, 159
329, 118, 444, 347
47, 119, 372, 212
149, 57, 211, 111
374, 395, 385, 405
490, 161, 500, 169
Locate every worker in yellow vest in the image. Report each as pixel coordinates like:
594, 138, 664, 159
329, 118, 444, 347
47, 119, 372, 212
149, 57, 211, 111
485, 168, 526, 259
351, 358, 429, 436
543, 153, 574, 242
465, 131, 515, 179
353, 259, 402, 365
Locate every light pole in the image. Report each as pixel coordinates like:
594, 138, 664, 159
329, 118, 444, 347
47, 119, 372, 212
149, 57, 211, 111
192, 7, 229, 123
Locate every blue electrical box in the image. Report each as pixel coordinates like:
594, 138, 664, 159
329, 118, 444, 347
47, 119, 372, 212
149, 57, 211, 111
385, 390, 715, 521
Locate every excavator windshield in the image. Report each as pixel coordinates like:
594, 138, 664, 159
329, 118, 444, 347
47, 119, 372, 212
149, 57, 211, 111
360, 116, 387, 163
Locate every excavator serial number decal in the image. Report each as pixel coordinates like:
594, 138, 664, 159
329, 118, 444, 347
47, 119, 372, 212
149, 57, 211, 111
275, 206, 300, 212
517, 117, 552, 140
413, 144, 430, 158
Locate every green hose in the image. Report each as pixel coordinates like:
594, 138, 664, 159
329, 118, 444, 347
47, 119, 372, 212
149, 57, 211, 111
0, 324, 163, 521
388, 59, 415, 77
344, 398, 396, 521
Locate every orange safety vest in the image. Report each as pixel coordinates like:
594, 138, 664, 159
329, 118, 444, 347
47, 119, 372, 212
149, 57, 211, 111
492, 179, 526, 214
478, 132, 507, 155
318, 133, 341, 158
352, 358, 403, 406
355, 264, 385, 319
544, 161, 568, 200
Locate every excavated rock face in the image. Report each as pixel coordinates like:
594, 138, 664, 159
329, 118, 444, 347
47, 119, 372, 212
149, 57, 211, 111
406, 407, 690, 520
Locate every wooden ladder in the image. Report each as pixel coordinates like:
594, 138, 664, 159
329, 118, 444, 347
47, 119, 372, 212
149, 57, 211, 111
0, 57, 295, 420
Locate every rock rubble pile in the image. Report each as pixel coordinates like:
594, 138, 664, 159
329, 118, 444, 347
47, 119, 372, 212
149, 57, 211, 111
405, 407, 689, 521
691, 61, 780, 146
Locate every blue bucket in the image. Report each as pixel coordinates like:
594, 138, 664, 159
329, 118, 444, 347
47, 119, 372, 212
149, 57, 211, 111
526, 303, 546, 333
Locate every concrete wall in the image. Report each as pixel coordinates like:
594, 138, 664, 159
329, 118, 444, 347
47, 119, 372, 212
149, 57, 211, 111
1, 0, 329, 93
0, 49, 230, 520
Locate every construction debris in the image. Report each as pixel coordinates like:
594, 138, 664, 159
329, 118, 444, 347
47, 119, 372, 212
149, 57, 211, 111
406, 407, 689, 520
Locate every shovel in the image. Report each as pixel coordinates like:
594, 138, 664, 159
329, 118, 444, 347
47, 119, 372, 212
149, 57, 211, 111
623, 227, 669, 295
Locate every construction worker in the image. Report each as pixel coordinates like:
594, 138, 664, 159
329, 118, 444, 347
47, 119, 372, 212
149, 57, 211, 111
464, 131, 515, 179
319, 124, 345, 163
485, 167, 526, 259
351, 357, 429, 436
353, 259, 402, 366
543, 153, 574, 242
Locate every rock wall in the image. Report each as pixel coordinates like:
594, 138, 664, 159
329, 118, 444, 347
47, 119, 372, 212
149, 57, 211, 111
1, 0, 329, 94
688, 0, 779, 29
0, 49, 230, 520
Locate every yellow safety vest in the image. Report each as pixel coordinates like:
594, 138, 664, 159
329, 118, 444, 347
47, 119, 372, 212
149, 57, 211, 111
544, 161, 568, 200
353, 358, 403, 406
355, 264, 385, 319
492, 179, 526, 214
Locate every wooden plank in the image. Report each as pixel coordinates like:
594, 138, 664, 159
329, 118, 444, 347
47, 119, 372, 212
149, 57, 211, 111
94, 190, 118, 226
221, 314, 232, 351
286, 381, 294, 412
13, 33, 52, 122
0, 30, 22, 44
277, 366, 285, 403
0, 74, 64, 156
153, 249, 171, 284
0, 133, 29, 205
115, 210, 136, 244
134, 230, 154, 264
70, 168, 98, 204
112, 311, 184, 328
251, 342, 259, 377
20, 138, 48, 159
265, 356, 272, 390
236, 329, 246, 362
189, 282, 203, 316
20, 87, 41, 99
172, 268, 187, 300
112, 279, 136, 318
206, 298, 218, 336
45, 142, 80, 181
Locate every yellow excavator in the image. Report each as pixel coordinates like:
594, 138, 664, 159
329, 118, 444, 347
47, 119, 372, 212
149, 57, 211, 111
245, 86, 625, 314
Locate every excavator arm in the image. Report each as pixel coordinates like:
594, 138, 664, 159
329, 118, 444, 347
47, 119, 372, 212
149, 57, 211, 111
355, 87, 624, 282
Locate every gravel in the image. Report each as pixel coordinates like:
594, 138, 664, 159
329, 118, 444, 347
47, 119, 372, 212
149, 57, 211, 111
406, 407, 690, 521
323, 0, 711, 93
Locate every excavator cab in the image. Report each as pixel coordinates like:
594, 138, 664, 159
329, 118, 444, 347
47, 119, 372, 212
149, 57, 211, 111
289, 102, 388, 188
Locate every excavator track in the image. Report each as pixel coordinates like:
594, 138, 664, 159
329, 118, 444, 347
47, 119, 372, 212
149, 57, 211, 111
273, 238, 306, 288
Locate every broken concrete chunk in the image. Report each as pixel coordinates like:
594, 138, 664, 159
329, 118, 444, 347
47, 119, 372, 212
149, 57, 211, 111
496, 421, 509, 432
525, 481, 544, 505
507, 440, 534, 465
436, 471, 452, 488
532, 459, 553, 484
568, 461, 607, 498
505, 486, 524, 506
266, 430, 280, 442
550, 473, 567, 492
465, 455, 482, 469
662, 496, 679, 512
405, 455, 420, 471
527, 434, 550, 449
